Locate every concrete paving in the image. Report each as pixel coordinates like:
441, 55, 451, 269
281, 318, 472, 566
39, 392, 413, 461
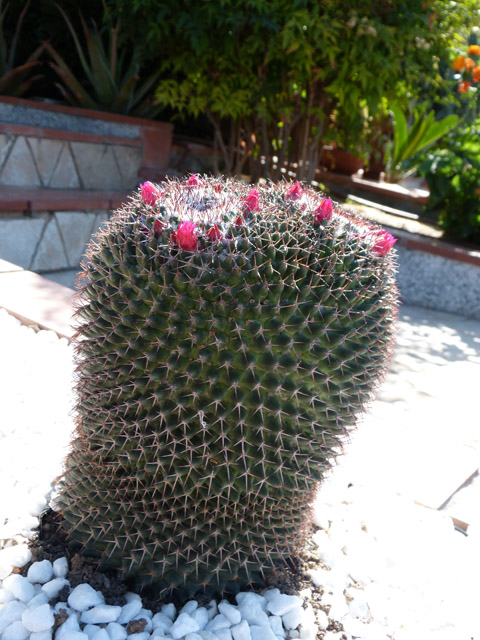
337, 303, 480, 531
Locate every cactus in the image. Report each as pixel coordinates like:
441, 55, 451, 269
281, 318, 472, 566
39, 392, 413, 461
58, 176, 398, 596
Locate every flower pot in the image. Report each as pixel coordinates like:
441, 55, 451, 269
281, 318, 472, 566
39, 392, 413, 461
320, 147, 364, 175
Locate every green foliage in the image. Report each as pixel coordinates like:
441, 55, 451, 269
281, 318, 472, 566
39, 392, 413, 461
419, 123, 480, 244
109, 0, 478, 180
385, 103, 458, 182
0, 0, 43, 97
43, 3, 162, 117
58, 176, 398, 596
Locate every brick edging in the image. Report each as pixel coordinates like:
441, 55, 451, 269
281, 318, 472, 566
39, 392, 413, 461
385, 226, 480, 268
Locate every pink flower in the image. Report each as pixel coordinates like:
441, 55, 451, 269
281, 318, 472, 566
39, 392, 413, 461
286, 180, 303, 200
140, 181, 160, 206
154, 219, 164, 237
373, 230, 397, 256
186, 174, 201, 187
314, 198, 333, 223
244, 188, 260, 212
174, 221, 198, 251
234, 215, 243, 229
207, 224, 222, 241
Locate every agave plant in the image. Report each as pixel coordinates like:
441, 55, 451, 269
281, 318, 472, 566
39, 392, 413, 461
385, 103, 458, 182
0, 0, 43, 97
43, 3, 162, 118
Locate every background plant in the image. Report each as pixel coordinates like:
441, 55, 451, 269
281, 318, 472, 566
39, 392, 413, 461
107, 0, 479, 182
0, 0, 43, 97
419, 121, 480, 243
43, 2, 162, 116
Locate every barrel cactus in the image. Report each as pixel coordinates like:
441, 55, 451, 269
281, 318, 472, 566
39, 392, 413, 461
58, 175, 398, 596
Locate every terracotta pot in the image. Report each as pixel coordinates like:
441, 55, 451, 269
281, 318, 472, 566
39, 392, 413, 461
320, 147, 364, 175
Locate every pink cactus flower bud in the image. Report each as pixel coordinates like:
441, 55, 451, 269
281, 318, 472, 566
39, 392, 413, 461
286, 180, 303, 200
154, 219, 164, 236
234, 215, 243, 229
314, 198, 333, 223
207, 224, 222, 241
140, 181, 160, 206
213, 184, 222, 193
244, 188, 260, 212
175, 221, 198, 251
186, 174, 201, 187
373, 230, 397, 256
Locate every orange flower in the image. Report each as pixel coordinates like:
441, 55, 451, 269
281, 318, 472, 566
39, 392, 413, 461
458, 81, 472, 93
467, 44, 480, 56
465, 57, 476, 70
452, 55, 466, 71
473, 66, 480, 83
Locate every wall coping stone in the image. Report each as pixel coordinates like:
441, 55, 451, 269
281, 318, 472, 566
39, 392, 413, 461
0, 122, 142, 147
0, 96, 173, 137
0, 188, 129, 212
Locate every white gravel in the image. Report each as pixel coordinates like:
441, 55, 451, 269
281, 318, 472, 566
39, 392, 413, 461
1, 305, 479, 639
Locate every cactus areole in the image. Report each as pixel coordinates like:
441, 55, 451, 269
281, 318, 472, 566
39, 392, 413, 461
59, 176, 398, 596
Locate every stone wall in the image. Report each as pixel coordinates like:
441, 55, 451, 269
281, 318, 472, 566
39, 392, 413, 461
0, 210, 108, 279
396, 245, 480, 320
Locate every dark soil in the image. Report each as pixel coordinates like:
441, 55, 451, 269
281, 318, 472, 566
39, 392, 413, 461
21, 509, 346, 638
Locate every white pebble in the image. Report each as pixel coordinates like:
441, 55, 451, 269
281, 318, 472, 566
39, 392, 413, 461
27, 560, 54, 584
190, 606, 208, 631
269, 615, 285, 638
198, 632, 217, 640
127, 633, 149, 640
3, 619, 30, 640
181, 601, 198, 615
267, 594, 303, 617
0, 545, 32, 579
80, 605, 122, 624
231, 619, 252, 640
152, 612, 173, 633
328, 594, 349, 620
28, 592, 51, 608
238, 601, 269, 627
219, 602, 241, 625
249, 625, 277, 640
91, 629, 110, 640
185, 634, 203, 640
117, 600, 142, 625
298, 605, 317, 640
3, 574, 36, 602
0, 588, 16, 603
316, 610, 329, 630
235, 593, 267, 611
0, 601, 27, 634
83, 625, 100, 640
55, 613, 80, 639
42, 578, 70, 599
30, 631, 53, 640
289, 631, 299, 639
60, 633, 88, 640
22, 603, 54, 632
263, 589, 281, 602
53, 558, 69, 579
282, 607, 303, 630
170, 612, 200, 639
68, 584, 104, 612
160, 603, 176, 620
215, 629, 232, 640
205, 613, 232, 632
106, 622, 127, 640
